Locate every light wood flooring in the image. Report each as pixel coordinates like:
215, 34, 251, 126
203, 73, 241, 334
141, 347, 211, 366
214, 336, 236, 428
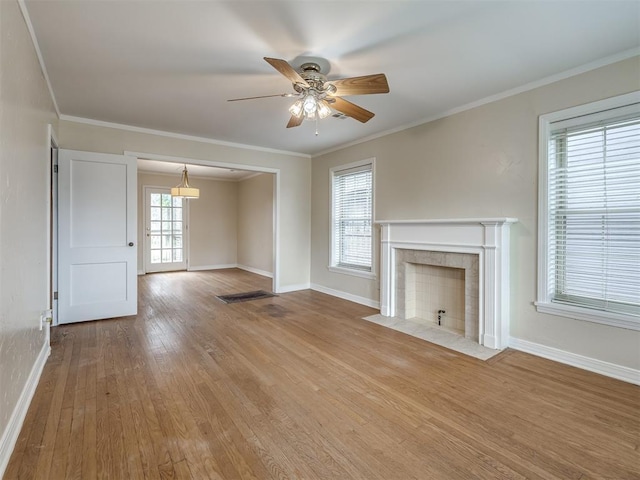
5, 269, 640, 479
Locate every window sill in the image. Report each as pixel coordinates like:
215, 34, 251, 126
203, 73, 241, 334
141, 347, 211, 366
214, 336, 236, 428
535, 301, 640, 331
328, 265, 376, 280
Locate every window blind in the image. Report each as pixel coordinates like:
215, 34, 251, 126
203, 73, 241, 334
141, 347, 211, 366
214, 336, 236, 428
333, 164, 373, 271
548, 109, 640, 317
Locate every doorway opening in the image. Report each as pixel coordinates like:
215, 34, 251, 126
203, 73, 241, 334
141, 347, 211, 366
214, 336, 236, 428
134, 153, 279, 292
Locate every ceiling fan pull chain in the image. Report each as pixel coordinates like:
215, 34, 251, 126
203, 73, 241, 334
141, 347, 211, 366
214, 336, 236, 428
315, 115, 319, 136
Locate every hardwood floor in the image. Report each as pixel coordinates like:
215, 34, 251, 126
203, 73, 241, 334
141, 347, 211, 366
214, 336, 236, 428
5, 269, 640, 479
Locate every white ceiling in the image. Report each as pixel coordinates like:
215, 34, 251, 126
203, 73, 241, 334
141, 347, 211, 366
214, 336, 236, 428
24, 1, 640, 156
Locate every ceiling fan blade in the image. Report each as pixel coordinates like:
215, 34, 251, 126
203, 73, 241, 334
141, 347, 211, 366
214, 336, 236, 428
286, 115, 304, 128
227, 93, 296, 102
331, 97, 375, 123
264, 57, 309, 87
328, 73, 389, 96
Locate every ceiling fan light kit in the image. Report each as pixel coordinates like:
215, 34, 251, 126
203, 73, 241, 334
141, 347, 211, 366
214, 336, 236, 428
228, 57, 390, 133
289, 95, 332, 120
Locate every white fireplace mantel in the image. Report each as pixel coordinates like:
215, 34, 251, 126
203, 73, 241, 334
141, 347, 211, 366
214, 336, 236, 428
376, 218, 517, 350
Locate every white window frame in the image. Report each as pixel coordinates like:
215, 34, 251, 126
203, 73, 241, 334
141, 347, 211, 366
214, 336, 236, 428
536, 91, 640, 330
329, 158, 376, 279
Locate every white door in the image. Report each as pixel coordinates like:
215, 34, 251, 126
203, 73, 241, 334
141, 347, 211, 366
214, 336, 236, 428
58, 149, 137, 324
144, 187, 187, 273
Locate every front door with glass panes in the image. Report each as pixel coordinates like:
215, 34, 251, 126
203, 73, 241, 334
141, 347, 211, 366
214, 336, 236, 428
145, 187, 187, 272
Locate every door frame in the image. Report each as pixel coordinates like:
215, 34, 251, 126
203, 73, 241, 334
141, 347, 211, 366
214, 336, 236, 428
47, 124, 58, 328
126, 151, 281, 293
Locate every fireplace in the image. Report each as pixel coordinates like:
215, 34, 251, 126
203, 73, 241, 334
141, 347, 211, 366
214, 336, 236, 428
397, 250, 479, 340
377, 218, 517, 350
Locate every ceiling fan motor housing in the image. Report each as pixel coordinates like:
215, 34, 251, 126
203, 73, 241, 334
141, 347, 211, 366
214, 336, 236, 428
294, 63, 337, 96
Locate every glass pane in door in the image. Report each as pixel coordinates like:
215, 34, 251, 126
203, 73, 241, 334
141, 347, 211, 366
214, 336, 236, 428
149, 192, 184, 265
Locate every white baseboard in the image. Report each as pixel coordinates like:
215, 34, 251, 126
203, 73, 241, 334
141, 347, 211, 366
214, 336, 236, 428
0, 339, 50, 478
237, 264, 273, 279
188, 264, 273, 278
277, 283, 311, 294
310, 283, 380, 309
509, 337, 640, 385
188, 264, 238, 271
137, 269, 145, 275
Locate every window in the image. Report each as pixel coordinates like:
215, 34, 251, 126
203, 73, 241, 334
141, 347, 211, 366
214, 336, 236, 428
330, 159, 374, 278
537, 92, 640, 329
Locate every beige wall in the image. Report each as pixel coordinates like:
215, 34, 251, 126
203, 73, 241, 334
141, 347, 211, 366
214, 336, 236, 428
311, 57, 640, 370
237, 173, 274, 275
58, 121, 311, 291
137, 173, 239, 271
0, 0, 57, 468
189, 177, 239, 269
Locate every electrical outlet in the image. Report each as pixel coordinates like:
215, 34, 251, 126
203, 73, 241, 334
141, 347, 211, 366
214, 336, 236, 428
40, 309, 53, 330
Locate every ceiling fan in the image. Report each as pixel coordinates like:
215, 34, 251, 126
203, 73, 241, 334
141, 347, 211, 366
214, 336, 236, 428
228, 57, 390, 129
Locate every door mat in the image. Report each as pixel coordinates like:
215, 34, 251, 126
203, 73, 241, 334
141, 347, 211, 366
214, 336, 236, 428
216, 290, 276, 304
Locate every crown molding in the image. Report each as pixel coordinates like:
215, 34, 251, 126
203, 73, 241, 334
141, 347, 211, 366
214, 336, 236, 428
59, 115, 310, 158
312, 48, 640, 158
17, 0, 61, 117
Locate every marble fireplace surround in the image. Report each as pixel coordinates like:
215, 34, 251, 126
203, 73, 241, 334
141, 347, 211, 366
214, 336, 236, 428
377, 218, 517, 350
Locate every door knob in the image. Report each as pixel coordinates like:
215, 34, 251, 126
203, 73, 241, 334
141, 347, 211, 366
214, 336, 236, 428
128, 242, 134, 247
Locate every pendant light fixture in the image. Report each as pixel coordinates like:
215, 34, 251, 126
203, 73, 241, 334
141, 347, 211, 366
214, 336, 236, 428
171, 165, 199, 199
